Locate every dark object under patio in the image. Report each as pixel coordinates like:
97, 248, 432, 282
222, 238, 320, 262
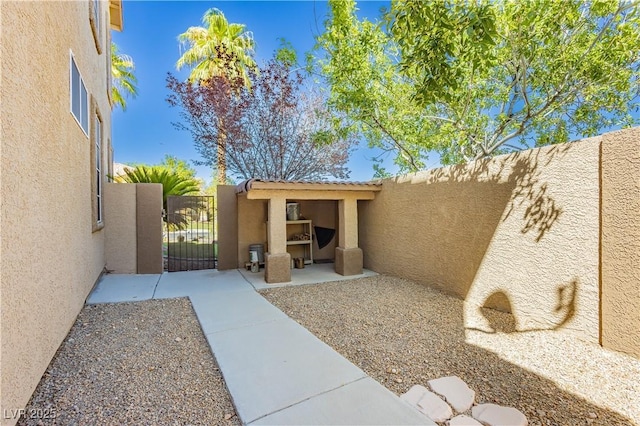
314, 226, 336, 250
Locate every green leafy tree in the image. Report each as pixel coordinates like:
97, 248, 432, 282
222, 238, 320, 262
314, 0, 640, 168
111, 42, 138, 110
159, 155, 198, 181
312, 0, 432, 174
115, 165, 201, 229
176, 8, 257, 184
274, 38, 298, 67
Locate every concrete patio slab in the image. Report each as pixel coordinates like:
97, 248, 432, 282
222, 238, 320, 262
240, 262, 378, 290
154, 269, 252, 299
205, 317, 368, 424
86, 274, 160, 304
190, 290, 287, 334
250, 377, 433, 425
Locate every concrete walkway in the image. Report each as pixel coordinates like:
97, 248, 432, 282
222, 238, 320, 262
87, 269, 433, 425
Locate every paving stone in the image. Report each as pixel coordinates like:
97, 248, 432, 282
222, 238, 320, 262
428, 376, 476, 412
401, 385, 453, 422
449, 415, 483, 425
400, 384, 430, 406
417, 391, 454, 422
472, 403, 528, 426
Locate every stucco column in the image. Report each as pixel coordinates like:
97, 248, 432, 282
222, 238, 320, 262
265, 197, 291, 283
136, 183, 163, 274
336, 198, 363, 276
601, 128, 640, 359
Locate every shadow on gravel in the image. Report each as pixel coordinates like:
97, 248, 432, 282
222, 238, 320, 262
261, 277, 636, 426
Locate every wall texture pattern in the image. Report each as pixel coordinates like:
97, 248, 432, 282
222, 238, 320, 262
360, 139, 602, 342
1, 2, 112, 422
600, 128, 640, 358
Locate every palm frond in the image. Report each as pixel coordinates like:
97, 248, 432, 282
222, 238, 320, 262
116, 165, 202, 230
111, 42, 138, 110
175, 7, 256, 87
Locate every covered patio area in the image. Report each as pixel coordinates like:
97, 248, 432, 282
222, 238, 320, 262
216, 180, 382, 284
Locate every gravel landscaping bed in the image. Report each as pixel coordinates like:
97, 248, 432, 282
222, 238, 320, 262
260, 275, 640, 426
19, 298, 239, 426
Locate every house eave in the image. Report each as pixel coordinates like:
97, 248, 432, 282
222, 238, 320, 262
109, 0, 123, 31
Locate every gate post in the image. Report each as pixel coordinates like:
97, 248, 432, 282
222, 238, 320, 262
136, 183, 163, 274
217, 185, 239, 270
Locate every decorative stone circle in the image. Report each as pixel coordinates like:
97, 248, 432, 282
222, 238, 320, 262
472, 403, 528, 426
428, 376, 476, 412
400, 384, 430, 406
449, 414, 483, 425
401, 385, 453, 422
401, 378, 529, 425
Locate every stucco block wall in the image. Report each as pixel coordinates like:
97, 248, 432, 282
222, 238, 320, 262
136, 184, 163, 274
105, 183, 137, 273
0, 1, 112, 422
104, 183, 163, 274
217, 185, 239, 270
360, 139, 601, 342
237, 195, 268, 267
601, 128, 640, 358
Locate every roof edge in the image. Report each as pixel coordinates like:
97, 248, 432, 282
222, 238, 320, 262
236, 179, 382, 194
109, 0, 123, 31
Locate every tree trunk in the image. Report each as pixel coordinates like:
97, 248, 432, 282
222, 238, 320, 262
217, 126, 227, 184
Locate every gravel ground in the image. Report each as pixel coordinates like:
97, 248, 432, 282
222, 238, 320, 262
18, 298, 239, 426
260, 275, 640, 426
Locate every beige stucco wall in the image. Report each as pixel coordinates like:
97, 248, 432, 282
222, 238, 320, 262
601, 128, 640, 358
104, 183, 137, 273
217, 185, 239, 270
360, 139, 601, 342
0, 1, 112, 422
136, 184, 163, 274
104, 183, 163, 274
237, 195, 268, 267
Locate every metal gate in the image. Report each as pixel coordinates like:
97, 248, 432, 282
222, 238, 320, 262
166, 195, 216, 272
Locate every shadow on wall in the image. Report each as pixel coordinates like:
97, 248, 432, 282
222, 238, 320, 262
503, 145, 570, 242
426, 143, 570, 244
360, 141, 587, 336
475, 279, 577, 334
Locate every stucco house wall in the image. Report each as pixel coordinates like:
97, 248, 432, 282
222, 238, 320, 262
0, 1, 116, 422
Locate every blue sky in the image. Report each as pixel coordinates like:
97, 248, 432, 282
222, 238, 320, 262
112, 0, 410, 184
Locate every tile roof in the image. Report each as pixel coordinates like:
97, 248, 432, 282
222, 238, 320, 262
235, 179, 382, 194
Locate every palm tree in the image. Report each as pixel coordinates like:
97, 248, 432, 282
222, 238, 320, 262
115, 166, 201, 229
176, 8, 257, 183
111, 42, 138, 110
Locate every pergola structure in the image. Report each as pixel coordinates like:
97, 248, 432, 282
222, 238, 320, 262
238, 180, 382, 283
